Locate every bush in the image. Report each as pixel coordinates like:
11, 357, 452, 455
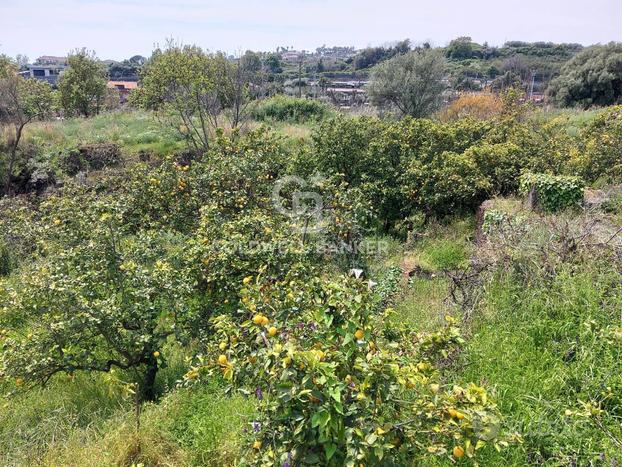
577, 105, 622, 182
183, 272, 506, 465
440, 93, 504, 121
251, 96, 331, 123
519, 173, 585, 212
61, 143, 122, 175
403, 151, 491, 218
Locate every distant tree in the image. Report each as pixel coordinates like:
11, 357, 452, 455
316, 58, 325, 73
240, 50, 262, 74
502, 55, 530, 82
218, 51, 265, 129
353, 39, 411, 70
439, 92, 504, 121
133, 43, 227, 150
548, 43, 622, 108
264, 53, 283, 74
14, 54, 29, 70
446, 36, 480, 60
368, 49, 446, 118
58, 49, 107, 117
128, 55, 146, 66
0, 59, 56, 195
132, 42, 262, 147
490, 71, 523, 92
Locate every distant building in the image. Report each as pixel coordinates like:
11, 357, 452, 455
107, 81, 138, 104
24, 56, 68, 85
281, 51, 302, 63
35, 56, 68, 66
25, 65, 66, 85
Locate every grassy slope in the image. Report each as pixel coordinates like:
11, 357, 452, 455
23, 110, 186, 158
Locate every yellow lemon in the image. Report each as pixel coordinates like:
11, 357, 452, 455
252, 440, 262, 450
219, 342, 227, 351
153, 351, 160, 358
260, 316, 269, 326
268, 326, 278, 337
15, 377, 24, 387
217, 354, 228, 366
243, 276, 253, 285
252, 314, 264, 325
53, 218, 61, 225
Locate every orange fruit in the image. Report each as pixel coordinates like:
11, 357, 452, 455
268, 326, 278, 337
453, 446, 465, 458
354, 329, 364, 340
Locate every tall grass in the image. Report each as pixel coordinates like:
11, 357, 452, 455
23, 110, 185, 157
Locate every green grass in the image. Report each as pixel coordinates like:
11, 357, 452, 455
529, 107, 605, 136
43, 383, 255, 467
458, 270, 622, 464
24, 110, 185, 158
0, 373, 129, 465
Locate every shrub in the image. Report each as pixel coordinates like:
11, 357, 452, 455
61, 143, 122, 175
440, 93, 504, 121
578, 105, 622, 182
519, 173, 585, 212
251, 96, 331, 123
403, 151, 491, 218
183, 272, 506, 465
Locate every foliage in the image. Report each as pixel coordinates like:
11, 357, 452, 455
134, 43, 264, 149
548, 43, 622, 108
0, 68, 56, 194
403, 150, 491, 218
440, 93, 504, 121
576, 105, 622, 181
58, 49, 107, 118
251, 95, 330, 123
184, 272, 506, 465
0, 207, 195, 400
368, 49, 447, 118
519, 173, 585, 212
461, 209, 622, 464
132, 43, 223, 151
352, 39, 411, 70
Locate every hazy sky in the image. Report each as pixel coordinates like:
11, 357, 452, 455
1, 0, 620, 60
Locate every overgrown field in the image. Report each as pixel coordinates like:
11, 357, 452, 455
1, 103, 622, 466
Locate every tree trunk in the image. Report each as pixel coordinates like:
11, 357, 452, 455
141, 357, 158, 402
4, 123, 24, 196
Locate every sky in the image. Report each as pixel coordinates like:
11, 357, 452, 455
1, 0, 621, 61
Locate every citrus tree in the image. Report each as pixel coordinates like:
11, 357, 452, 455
0, 201, 194, 401
0, 59, 56, 195
183, 271, 508, 465
58, 49, 107, 117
